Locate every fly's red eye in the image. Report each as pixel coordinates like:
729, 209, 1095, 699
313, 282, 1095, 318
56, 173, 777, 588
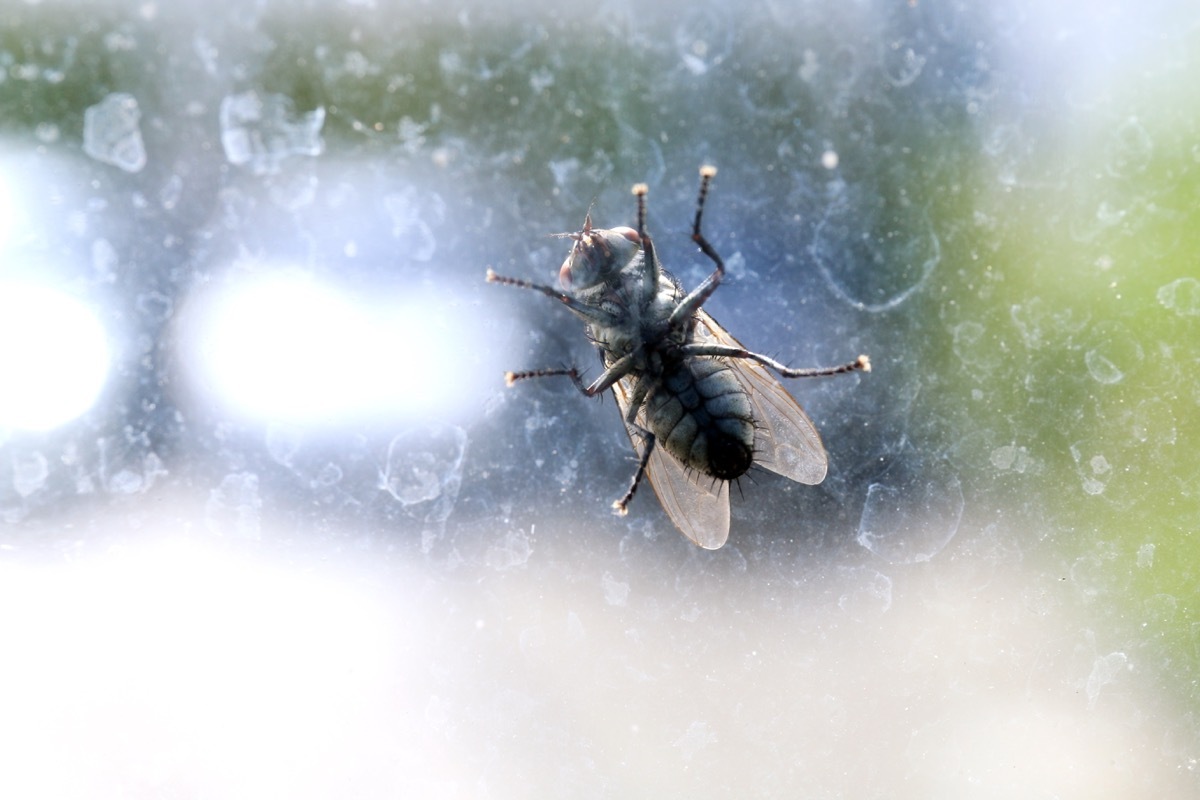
611, 226, 640, 243
558, 261, 573, 290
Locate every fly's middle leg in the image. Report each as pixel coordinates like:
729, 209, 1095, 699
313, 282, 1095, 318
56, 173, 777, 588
505, 350, 640, 396
612, 423, 654, 517
668, 165, 724, 329
504, 367, 590, 393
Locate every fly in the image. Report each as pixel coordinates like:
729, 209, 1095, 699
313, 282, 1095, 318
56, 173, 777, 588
486, 166, 870, 549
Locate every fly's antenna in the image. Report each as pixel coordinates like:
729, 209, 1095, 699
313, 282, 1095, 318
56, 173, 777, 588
549, 202, 597, 241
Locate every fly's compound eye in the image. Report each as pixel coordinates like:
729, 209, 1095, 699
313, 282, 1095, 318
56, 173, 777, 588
560, 234, 603, 290
610, 226, 640, 244
558, 226, 640, 291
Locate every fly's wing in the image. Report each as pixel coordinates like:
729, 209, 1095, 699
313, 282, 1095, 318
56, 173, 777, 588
611, 374, 731, 549
694, 309, 828, 485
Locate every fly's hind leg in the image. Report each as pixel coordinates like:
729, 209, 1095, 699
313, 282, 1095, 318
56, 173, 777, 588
613, 423, 654, 517
681, 344, 871, 377
612, 383, 655, 516
509, 363, 656, 516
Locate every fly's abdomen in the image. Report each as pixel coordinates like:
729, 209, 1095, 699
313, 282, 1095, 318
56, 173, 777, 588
645, 358, 755, 480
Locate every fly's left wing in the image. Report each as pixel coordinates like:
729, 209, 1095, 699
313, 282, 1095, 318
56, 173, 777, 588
611, 374, 730, 549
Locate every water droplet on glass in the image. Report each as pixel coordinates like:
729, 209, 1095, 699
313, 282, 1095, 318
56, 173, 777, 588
1085, 651, 1128, 709
265, 423, 304, 468
12, 451, 49, 498
989, 444, 1031, 473
487, 528, 534, 571
603, 572, 630, 606
813, 193, 940, 312
856, 464, 964, 564
1083, 322, 1142, 385
1105, 117, 1152, 178
1156, 277, 1200, 317
1085, 349, 1124, 384
83, 92, 147, 173
206, 471, 262, 539
219, 91, 325, 176
383, 186, 442, 262
837, 566, 893, 617
380, 424, 468, 524
313, 462, 344, 488
882, 42, 927, 87
952, 320, 1004, 377
107, 468, 145, 494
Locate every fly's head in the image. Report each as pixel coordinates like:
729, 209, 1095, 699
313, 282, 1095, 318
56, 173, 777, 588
553, 213, 641, 293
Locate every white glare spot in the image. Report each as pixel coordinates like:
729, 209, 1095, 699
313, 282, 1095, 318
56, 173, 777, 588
0, 284, 110, 431
0, 537, 399, 799
0, 174, 14, 248
182, 270, 469, 425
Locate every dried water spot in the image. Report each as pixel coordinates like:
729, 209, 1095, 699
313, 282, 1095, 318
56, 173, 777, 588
1157, 277, 1200, 317
856, 460, 964, 564
813, 195, 940, 312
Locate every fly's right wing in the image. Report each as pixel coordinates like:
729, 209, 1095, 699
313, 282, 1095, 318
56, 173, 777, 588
693, 309, 828, 485
611, 374, 730, 549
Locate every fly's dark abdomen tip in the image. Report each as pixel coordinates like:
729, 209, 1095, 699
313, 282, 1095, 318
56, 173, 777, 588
707, 431, 753, 480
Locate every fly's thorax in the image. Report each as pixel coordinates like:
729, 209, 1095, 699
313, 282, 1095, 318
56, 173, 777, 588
644, 357, 755, 481
652, 269, 686, 311
579, 265, 681, 362
589, 320, 642, 364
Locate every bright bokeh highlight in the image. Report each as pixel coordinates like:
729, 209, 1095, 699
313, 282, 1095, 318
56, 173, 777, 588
183, 268, 471, 425
0, 284, 111, 431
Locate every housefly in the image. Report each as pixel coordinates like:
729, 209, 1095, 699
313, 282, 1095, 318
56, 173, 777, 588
487, 166, 870, 548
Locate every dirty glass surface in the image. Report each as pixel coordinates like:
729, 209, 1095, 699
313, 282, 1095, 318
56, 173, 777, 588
1, 0, 1198, 796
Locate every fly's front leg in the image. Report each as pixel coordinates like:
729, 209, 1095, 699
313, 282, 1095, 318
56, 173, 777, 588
612, 383, 655, 517
682, 344, 871, 377
486, 268, 618, 328
668, 165, 724, 329
630, 182, 661, 299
